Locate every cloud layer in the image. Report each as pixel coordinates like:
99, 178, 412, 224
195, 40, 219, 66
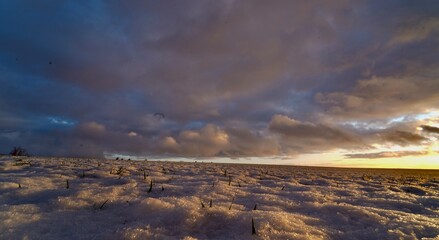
1, 1, 438, 160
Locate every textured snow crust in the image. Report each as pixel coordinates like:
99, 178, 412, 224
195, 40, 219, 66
1, 156, 438, 239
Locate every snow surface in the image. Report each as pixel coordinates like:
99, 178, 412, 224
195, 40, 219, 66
1, 156, 438, 239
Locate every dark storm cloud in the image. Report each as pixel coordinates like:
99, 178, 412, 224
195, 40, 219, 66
222, 128, 280, 157
421, 125, 439, 134
1, 1, 438, 158
345, 121, 431, 148
268, 115, 364, 154
381, 131, 428, 146
315, 73, 439, 121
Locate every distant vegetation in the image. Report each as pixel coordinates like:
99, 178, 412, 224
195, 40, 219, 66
9, 146, 28, 156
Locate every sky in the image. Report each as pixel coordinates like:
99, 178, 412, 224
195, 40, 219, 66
1, 1, 439, 168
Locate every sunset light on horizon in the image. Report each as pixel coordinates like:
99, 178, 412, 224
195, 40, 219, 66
1, 1, 439, 169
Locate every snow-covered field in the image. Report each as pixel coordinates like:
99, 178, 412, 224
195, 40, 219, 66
0, 156, 438, 240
